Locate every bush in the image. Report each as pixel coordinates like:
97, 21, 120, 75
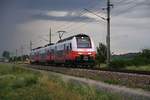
131, 57, 150, 66
110, 60, 126, 69
110, 56, 150, 69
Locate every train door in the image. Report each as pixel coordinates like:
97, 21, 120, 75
65, 43, 72, 61
47, 49, 51, 62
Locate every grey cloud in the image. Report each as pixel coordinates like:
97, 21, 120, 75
112, 0, 150, 17
0, 0, 103, 11
31, 12, 95, 22
0, 0, 103, 24
0, 0, 150, 55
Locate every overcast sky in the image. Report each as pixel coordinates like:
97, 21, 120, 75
0, 0, 150, 56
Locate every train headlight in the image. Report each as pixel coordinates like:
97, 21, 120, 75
88, 52, 92, 55
78, 52, 82, 55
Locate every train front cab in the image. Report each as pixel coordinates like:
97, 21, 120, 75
71, 34, 96, 66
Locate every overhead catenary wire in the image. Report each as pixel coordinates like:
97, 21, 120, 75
61, 7, 108, 36
55, 0, 104, 33
57, 10, 106, 36
112, 0, 142, 16
112, 0, 125, 5
60, 0, 137, 33
113, 0, 143, 16
54, 0, 101, 29
65, 18, 105, 35
41, 0, 107, 42
56, 10, 87, 31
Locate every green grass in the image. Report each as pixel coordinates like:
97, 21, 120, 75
104, 79, 121, 85
96, 63, 150, 72
45, 72, 124, 100
0, 63, 126, 100
0, 63, 51, 100
126, 65, 150, 71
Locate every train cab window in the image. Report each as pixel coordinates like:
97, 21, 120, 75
76, 35, 91, 48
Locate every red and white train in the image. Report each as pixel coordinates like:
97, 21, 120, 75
30, 34, 96, 66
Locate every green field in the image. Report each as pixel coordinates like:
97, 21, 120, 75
97, 63, 150, 72
125, 65, 150, 71
0, 63, 126, 100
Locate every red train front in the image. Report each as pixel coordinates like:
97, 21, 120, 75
30, 34, 96, 66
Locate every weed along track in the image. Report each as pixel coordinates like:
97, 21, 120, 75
1, 63, 129, 100
25, 64, 150, 92
23, 64, 150, 100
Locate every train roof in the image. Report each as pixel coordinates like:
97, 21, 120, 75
44, 43, 54, 47
32, 46, 43, 51
31, 34, 89, 51
57, 34, 89, 43
31, 43, 54, 51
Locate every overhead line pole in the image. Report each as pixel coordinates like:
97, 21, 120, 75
106, 0, 110, 66
49, 27, 51, 44
84, 0, 113, 67
106, 0, 113, 67
30, 40, 32, 51
20, 45, 24, 62
16, 49, 18, 57
15, 49, 18, 63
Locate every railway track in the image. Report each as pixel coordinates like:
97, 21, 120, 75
94, 68, 150, 75
26, 64, 150, 76
25, 64, 150, 92
23, 64, 150, 100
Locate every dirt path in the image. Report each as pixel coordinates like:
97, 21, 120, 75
47, 71, 150, 100
23, 64, 150, 100
26, 64, 150, 91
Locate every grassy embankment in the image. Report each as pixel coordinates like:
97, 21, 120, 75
98, 64, 150, 71
0, 63, 125, 100
125, 65, 150, 71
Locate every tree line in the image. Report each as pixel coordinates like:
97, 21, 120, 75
1, 50, 29, 62
95, 43, 150, 68
1, 44, 150, 68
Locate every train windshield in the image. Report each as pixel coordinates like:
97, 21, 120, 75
76, 35, 91, 48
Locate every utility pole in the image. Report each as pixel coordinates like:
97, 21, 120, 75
49, 27, 51, 44
30, 40, 32, 51
16, 49, 18, 57
20, 45, 24, 62
84, 0, 113, 67
106, 0, 113, 67
15, 49, 18, 63
49, 27, 52, 44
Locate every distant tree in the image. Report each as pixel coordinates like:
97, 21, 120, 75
2, 51, 10, 59
22, 55, 29, 61
141, 49, 150, 59
17, 56, 22, 61
9, 57, 14, 62
96, 43, 107, 67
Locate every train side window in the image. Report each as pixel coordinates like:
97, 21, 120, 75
47, 50, 50, 54
64, 44, 65, 50
70, 43, 72, 50
51, 49, 53, 53
67, 46, 69, 51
